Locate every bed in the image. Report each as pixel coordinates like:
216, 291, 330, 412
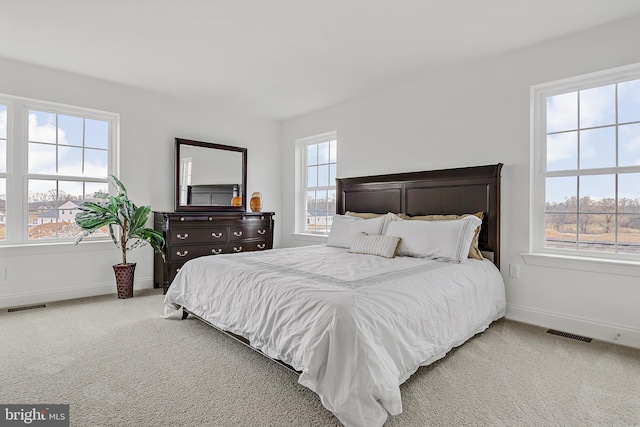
164, 163, 505, 427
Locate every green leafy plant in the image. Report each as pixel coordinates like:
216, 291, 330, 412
74, 175, 165, 265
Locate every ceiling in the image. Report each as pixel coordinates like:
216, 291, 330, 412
2, 1, 640, 121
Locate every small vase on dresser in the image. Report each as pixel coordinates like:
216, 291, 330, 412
250, 192, 263, 212
153, 211, 275, 294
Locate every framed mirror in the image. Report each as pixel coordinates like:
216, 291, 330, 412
175, 138, 247, 212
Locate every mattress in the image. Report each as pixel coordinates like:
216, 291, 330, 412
164, 245, 506, 427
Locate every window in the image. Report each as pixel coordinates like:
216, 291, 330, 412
0, 103, 6, 241
0, 94, 118, 245
531, 64, 640, 261
297, 132, 337, 234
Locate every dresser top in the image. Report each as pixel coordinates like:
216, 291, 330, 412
154, 211, 274, 216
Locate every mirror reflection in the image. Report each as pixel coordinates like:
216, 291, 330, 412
175, 139, 247, 211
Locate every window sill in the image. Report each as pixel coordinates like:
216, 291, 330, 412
521, 252, 640, 277
0, 239, 113, 256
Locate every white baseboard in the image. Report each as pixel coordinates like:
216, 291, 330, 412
506, 303, 640, 350
0, 276, 155, 309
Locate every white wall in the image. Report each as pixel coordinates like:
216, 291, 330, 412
281, 15, 640, 348
0, 57, 281, 308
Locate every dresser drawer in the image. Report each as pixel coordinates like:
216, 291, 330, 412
169, 262, 187, 279
170, 227, 227, 244
242, 240, 270, 252
228, 239, 269, 253
229, 223, 271, 241
169, 243, 227, 262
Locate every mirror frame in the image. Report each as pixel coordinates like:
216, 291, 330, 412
175, 138, 247, 212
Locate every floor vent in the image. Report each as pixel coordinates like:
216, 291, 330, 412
8, 304, 46, 313
546, 329, 592, 343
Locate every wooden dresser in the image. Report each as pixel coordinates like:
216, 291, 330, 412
153, 211, 275, 293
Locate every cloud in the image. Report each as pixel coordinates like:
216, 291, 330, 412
28, 142, 56, 174
547, 92, 577, 133
28, 113, 58, 144
619, 79, 640, 123
579, 84, 616, 127
619, 123, 640, 166
28, 113, 69, 174
547, 132, 576, 164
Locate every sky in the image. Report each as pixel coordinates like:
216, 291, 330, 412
27, 110, 109, 198
306, 140, 337, 188
545, 78, 640, 205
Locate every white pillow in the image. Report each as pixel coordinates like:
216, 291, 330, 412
383, 214, 482, 262
349, 232, 401, 258
326, 215, 386, 248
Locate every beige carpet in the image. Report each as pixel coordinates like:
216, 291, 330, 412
1, 289, 639, 427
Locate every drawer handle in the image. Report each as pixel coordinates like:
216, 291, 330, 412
211, 232, 223, 238
180, 217, 185, 221
257, 229, 266, 235
233, 246, 243, 252
208, 217, 212, 221
257, 243, 266, 249
211, 248, 223, 255
176, 250, 189, 257
176, 233, 189, 239
233, 231, 243, 237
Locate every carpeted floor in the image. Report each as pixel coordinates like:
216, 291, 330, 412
1, 289, 638, 426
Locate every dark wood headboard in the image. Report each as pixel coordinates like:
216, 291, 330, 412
336, 164, 503, 268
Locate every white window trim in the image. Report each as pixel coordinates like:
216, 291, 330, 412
527, 62, 640, 274
294, 131, 337, 236
0, 93, 119, 247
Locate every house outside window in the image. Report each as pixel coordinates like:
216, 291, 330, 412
297, 131, 337, 234
0, 94, 118, 245
530, 64, 640, 262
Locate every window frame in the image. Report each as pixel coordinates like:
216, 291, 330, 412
530, 62, 640, 265
0, 101, 8, 243
0, 93, 119, 246
295, 131, 337, 236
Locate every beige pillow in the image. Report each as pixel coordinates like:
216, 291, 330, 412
345, 211, 384, 219
406, 212, 484, 260
346, 211, 409, 219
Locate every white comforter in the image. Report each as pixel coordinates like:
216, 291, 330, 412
164, 245, 506, 427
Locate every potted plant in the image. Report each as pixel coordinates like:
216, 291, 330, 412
74, 175, 165, 299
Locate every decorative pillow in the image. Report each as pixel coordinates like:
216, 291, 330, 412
348, 232, 401, 258
406, 212, 484, 260
383, 214, 482, 262
326, 215, 386, 248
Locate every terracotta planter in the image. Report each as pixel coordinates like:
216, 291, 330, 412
113, 263, 136, 299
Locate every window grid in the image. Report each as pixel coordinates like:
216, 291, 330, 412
0, 94, 117, 245
299, 133, 337, 235
536, 68, 640, 259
